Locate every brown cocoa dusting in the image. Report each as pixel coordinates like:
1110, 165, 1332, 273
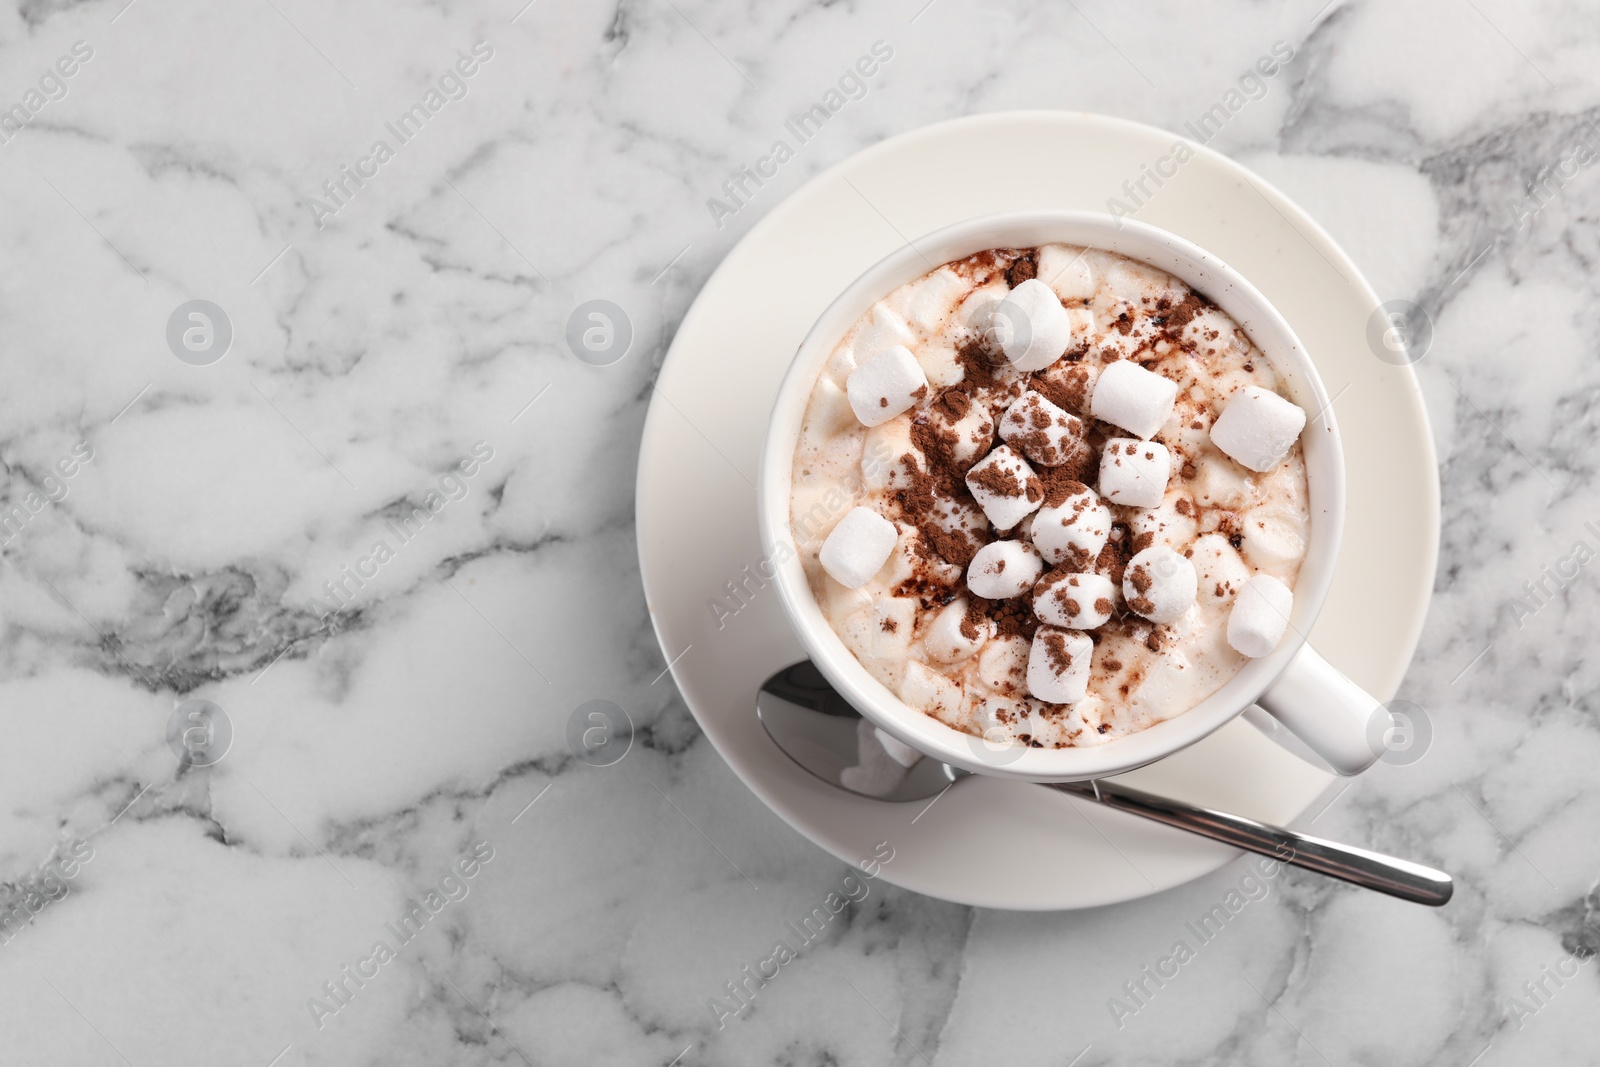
955, 337, 1006, 388
976, 595, 1039, 639
961, 599, 986, 639
1157, 290, 1211, 333
1005, 251, 1038, 287
969, 461, 1027, 499
1127, 564, 1152, 595
935, 388, 972, 421
1040, 628, 1076, 674
1096, 525, 1134, 585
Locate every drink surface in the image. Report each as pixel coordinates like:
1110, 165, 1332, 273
790, 244, 1310, 748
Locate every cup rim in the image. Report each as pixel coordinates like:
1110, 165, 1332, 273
756, 210, 1344, 782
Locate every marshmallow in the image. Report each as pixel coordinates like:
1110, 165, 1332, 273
1127, 495, 1198, 547
1122, 545, 1196, 624
818, 506, 898, 588
925, 598, 994, 663
1210, 385, 1307, 472
1031, 484, 1112, 567
999, 390, 1090, 469
896, 267, 968, 333
1239, 505, 1306, 569
1033, 572, 1116, 630
1189, 533, 1251, 605
852, 304, 914, 362
995, 279, 1071, 371
1027, 627, 1094, 704
1090, 360, 1178, 438
1037, 244, 1095, 301
966, 539, 1044, 599
964, 444, 1043, 531
1098, 439, 1171, 508
977, 635, 1029, 695
916, 392, 995, 469
1227, 574, 1294, 657
873, 726, 924, 768
1035, 360, 1097, 416
861, 417, 921, 492
802, 378, 857, 440
900, 660, 965, 728
847, 345, 929, 428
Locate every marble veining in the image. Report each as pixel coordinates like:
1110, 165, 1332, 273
0, 0, 1596, 1064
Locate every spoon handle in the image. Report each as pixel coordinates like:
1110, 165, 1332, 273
1052, 780, 1453, 906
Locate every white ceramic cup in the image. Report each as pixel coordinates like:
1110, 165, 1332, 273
757, 211, 1389, 783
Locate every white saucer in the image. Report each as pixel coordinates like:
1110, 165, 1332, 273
636, 112, 1438, 910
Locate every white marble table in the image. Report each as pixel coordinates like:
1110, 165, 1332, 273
0, 0, 1593, 1064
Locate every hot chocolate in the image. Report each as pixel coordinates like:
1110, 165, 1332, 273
788, 244, 1311, 748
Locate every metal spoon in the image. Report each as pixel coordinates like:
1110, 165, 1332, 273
757, 660, 1452, 907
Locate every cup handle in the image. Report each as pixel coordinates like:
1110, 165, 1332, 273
1254, 643, 1389, 777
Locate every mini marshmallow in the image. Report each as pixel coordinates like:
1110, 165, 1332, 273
899, 660, 965, 727
964, 444, 1043, 531
860, 417, 922, 492
1210, 385, 1307, 472
966, 540, 1044, 599
1037, 244, 1095, 301
1238, 506, 1306, 569
1227, 574, 1294, 657
1035, 361, 1097, 417
847, 345, 928, 428
1033, 572, 1116, 630
818, 507, 898, 589
999, 390, 1090, 469
1189, 533, 1251, 605
916, 392, 994, 468
1098, 439, 1171, 508
1090, 360, 1178, 438
995, 279, 1071, 372
925, 598, 994, 663
852, 304, 914, 361
1027, 627, 1094, 704
1031, 484, 1112, 567
1122, 545, 1197, 624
